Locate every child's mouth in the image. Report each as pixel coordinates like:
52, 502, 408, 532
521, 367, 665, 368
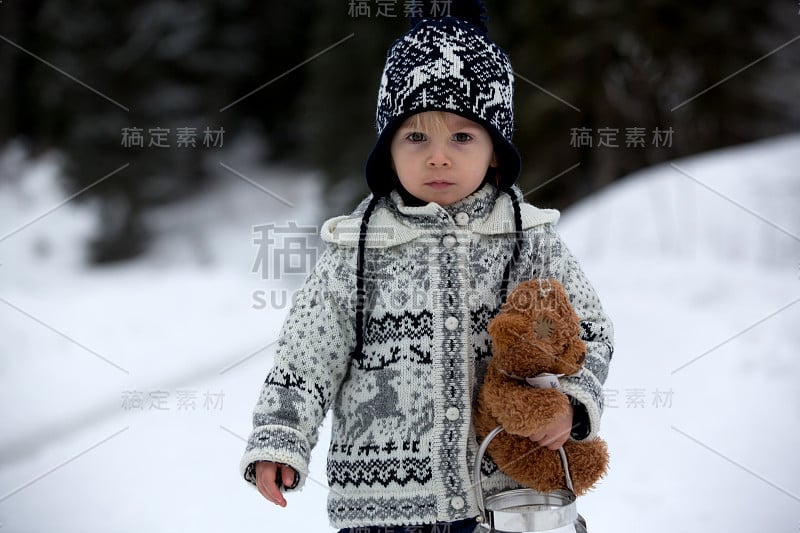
426, 181, 454, 189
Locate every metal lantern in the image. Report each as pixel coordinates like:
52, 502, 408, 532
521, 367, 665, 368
473, 426, 588, 533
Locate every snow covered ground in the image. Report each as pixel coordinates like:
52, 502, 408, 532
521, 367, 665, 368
0, 133, 798, 532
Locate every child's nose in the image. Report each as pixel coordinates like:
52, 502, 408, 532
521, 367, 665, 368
426, 143, 452, 168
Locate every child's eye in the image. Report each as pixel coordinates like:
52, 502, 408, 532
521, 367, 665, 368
452, 132, 473, 143
405, 132, 426, 142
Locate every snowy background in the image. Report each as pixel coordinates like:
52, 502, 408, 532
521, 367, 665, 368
1, 134, 798, 532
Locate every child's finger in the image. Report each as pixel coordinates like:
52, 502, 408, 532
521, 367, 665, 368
281, 465, 297, 489
528, 430, 546, 443
540, 436, 560, 450
266, 486, 287, 508
256, 462, 287, 507
539, 428, 569, 450
255, 462, 275, 502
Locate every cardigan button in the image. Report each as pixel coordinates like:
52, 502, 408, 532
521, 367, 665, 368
442, 234, 457, 248
444, 316, 459, 331
445, 407, 460, 421
454, 212, 470, 226
451, 496, 465, 510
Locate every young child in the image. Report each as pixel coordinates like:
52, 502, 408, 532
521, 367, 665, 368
240, 4, 613, 533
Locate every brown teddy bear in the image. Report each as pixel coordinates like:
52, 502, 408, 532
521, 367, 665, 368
475, 278, 608, 495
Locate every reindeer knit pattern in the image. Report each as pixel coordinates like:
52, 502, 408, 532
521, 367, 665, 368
376, 19, 514, 143
365, 13, 521, 197
240, 184, 614, 528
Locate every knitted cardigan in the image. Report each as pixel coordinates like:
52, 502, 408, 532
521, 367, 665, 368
240, 183, 614, 528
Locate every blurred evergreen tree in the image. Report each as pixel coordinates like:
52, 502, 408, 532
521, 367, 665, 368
3, 0, 797, 262
302, 0, 796, 212
297, 3, 403, 218
502, 0, 784, 208
0, 0, 46, 146
4, 0, 318, 263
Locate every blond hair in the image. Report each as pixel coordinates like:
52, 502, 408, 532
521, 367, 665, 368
402, 111, 451, 137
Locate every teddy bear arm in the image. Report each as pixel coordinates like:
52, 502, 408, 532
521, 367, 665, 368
485, 381, 571, 436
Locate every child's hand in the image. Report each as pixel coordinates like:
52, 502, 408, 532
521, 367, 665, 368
527, 404, 574, 450
255, 461, 298, 507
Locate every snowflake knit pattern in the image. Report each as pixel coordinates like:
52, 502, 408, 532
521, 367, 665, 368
366, 12, 520, 196
240, 184, 614, 528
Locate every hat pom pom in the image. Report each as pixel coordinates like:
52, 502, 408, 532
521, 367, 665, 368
409, 0, 489, 33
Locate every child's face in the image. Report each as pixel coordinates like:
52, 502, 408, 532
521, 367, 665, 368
390, 112, 497, 206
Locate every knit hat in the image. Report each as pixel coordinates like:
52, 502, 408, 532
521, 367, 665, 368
365, 0, 521, 197
352, 1, 525, 361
